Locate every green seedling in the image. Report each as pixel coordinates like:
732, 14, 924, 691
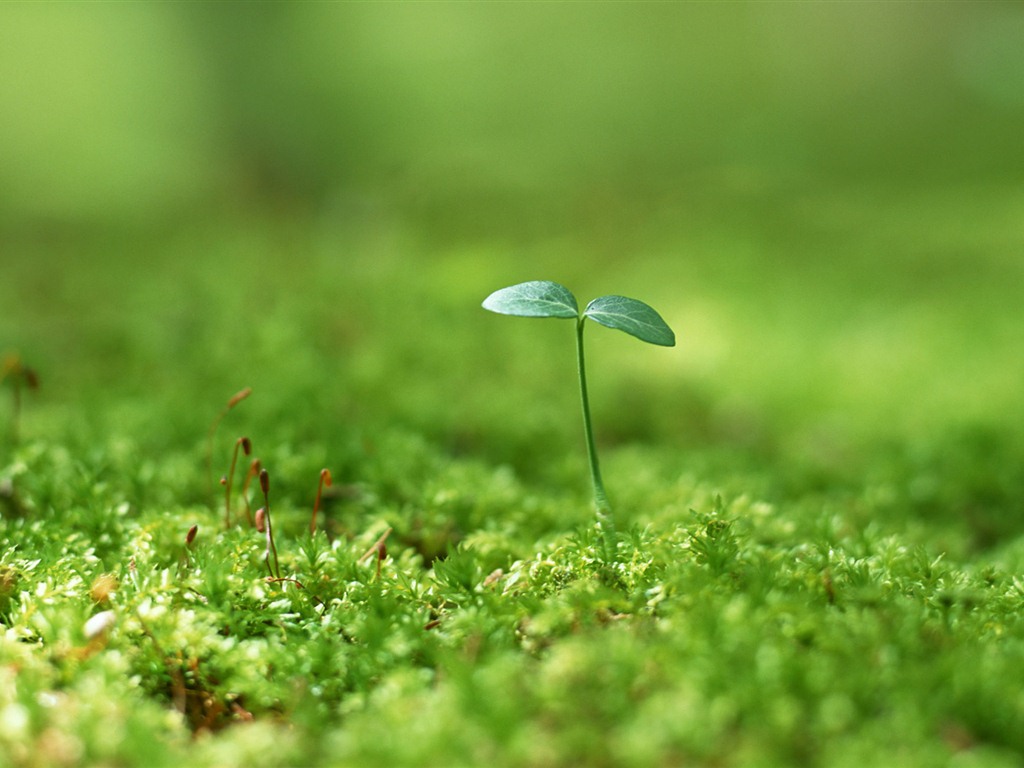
206, 387, 252, 500
1, 353, 40, 445
223, 437, 252, 529
483, 280, 675, 564
310, 468, 333, 535
255, 468, 281, 579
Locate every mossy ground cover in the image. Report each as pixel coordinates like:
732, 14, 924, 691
2, 175, 1024, 768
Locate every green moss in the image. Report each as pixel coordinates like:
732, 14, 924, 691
2, 174, 1023, 766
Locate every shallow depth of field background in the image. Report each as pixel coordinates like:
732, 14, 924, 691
2, 4, 1023, 537
3, 8, 1024, 766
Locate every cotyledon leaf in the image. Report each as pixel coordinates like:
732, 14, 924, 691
482, 281, 579, 319
583, 295, 676, 346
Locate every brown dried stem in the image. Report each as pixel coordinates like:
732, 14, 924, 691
310, 468, 333, 535
223, 437, 252, 529
205, 387, 251, 501
258, 469, 280, 579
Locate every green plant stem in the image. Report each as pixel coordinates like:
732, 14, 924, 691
576, 317, 616, 563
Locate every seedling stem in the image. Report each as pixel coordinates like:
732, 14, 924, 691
575, 317, 615, 562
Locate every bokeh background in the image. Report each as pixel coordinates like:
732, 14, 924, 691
3, 4, 1024, 222
2, 4, 1023, 542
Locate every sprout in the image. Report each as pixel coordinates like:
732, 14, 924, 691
483, 280, 675, 564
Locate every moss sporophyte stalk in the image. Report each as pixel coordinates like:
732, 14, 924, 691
206, 386, 252, 502
483, 280, 676, 564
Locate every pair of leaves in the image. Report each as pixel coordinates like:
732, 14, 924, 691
482, 281, 676, 347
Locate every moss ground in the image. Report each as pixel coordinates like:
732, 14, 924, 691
2, 178, 1024, 767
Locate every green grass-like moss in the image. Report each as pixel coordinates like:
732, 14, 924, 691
3, 181, 1024, 766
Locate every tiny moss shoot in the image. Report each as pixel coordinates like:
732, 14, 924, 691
256, 468, 280, 579
240, 458, 262, 527
359, 527, 392, 581
1, 353, 40, 446
223, 436, 252, 529
483, 281, 675, 563
205, 387, 252, 501
310, 468, 333, 535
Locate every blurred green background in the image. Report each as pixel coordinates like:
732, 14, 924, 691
2, 4, 1023, 529
3, 4, 1024, 221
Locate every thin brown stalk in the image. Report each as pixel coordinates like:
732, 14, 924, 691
205, 387, 252, 500
223, 437, 252, 529
359, 527, 393, 563
310, 468, 333, 535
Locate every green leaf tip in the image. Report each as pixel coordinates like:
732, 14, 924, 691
584, 295, 676, 346
482, 280, 579, 319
